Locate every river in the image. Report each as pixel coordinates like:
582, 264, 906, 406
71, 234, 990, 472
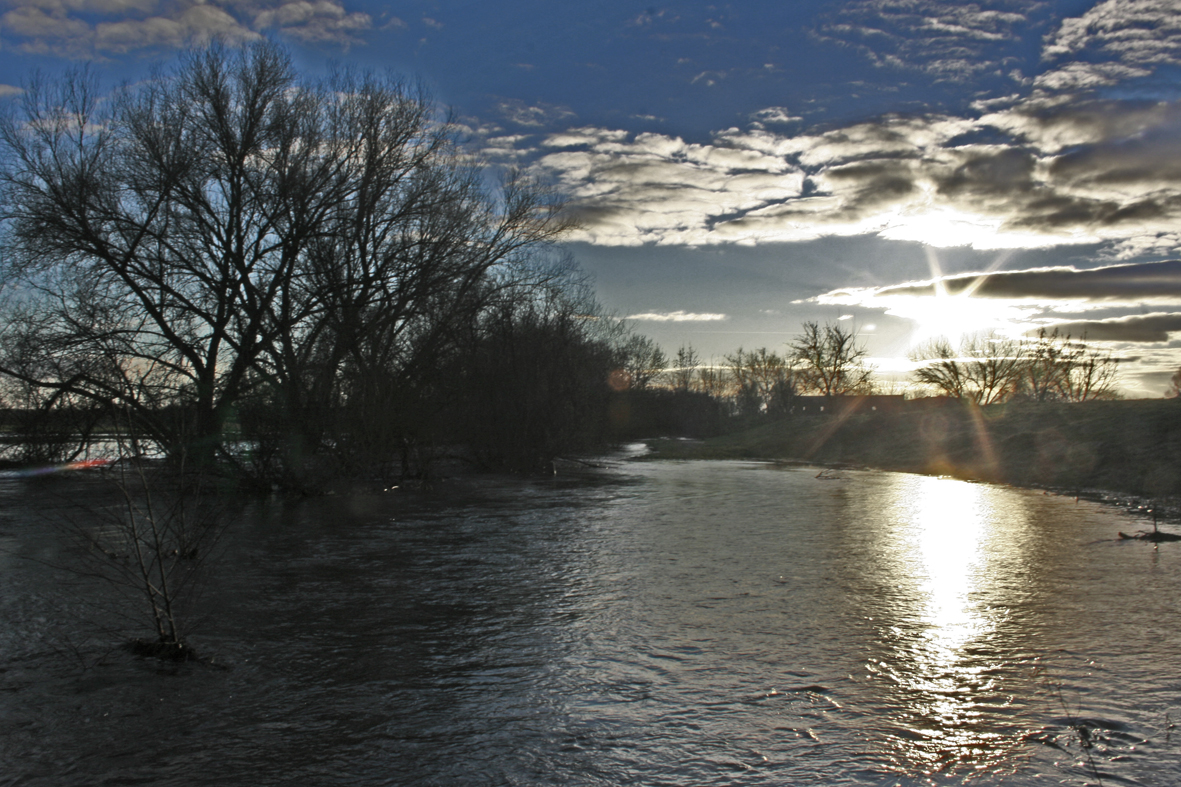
2, 452, 1179, 785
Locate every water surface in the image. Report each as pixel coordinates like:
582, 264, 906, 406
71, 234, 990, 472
2, 458, 1179, 785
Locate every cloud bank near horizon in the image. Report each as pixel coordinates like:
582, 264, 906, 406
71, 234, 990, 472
824, 260, 1181, 304
624, 310, 729, 322
1044, 313, 1181, 342
814, 260, 1181, 347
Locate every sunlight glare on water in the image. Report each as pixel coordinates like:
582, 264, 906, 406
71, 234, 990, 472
908, 476, 991, 660
871, 474, 1033, 778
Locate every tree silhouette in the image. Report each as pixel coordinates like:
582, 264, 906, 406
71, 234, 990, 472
0, 43, 568, 480
790, 321, 874, 396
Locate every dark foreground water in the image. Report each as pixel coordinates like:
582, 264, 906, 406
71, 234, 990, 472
2, 454, 1180, 786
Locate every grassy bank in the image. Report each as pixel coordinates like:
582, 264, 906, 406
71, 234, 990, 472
646, 399, 1181, 498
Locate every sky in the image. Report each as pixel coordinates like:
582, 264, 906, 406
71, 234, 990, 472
3, 0, 1181, 395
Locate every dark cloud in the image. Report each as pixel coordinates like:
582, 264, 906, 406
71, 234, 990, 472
1049, 131, 1181, 187
1007, 193, 1175, 229
986, 99, 1181, 151
874, 260, 1181, 301
936, 147, 1036, 196
823, 159, 917, 203
1043, 312, 1181, 342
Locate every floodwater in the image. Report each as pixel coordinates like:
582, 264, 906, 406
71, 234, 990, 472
2, 453, 1180, 785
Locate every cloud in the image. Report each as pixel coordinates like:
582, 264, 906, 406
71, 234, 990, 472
0, 0, 372, 55
511, 86, 1181, 251
457, 1, 1181, 253
625, 311, 728, 322
1037, 0, 1181, 92
1044, 312, 1181, 342
531, 127, 806, 245
751, 107, 802, 125
829, 260, 1181, 304
495, 99, 577, 129
253, 1, 371, 44
94, 4, 258, 53
1107, 232, 1181, 260
691, 70, 728, 86
980, 97, 1181, 153
814, 0, 1033, 81
0, 84, 24, 98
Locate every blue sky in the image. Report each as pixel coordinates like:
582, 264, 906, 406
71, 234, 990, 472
3, 0, 1181, 394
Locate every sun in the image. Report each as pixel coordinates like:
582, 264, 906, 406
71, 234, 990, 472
894, 248, 1032, 350
896, 290, 1017, 349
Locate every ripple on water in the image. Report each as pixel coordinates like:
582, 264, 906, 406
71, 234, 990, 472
1, 461, 1180, 785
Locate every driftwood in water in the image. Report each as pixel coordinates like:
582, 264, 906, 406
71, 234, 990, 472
1118, 530, 1181, 542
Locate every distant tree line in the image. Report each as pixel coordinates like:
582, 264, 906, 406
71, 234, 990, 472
612, 320, 876, 428
909, 329, 1119, 404
615, 321, 1122, 434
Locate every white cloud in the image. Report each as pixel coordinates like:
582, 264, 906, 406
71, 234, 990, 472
1037, 0, 1181, 93
495, 99, 577, 129
1106, 233, 1181, 260
542, 127, 628, 148
531, 126, 806, 246
625, 311, 728, 322
96, 4, 258, 52
814, 0, 1032, 80
751, 107, 801, 125
508, 84, 1181, 251
253, 1, 371, 43
0, 84, 22, 98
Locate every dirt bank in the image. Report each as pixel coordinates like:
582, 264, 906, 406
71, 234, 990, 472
646, 399, 1181, 499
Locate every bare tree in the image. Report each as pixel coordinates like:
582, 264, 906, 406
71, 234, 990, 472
696, 360, 730, 400
669, 345, 700, 392
0, 43, 567, 480
790, 322, 874, 396
962, 334, 1025, 404
455, 269, 618, 472
910, 332, 1025, 404
1167, 368, 1181, 398
726, 347, 796, 415
1023, 329, 1119, 402
56, 423, 226, 660
1022, 328, 1076, 402
909, 337, 970, 400
617, 334, 667, 391
1057, 344, 1120, 401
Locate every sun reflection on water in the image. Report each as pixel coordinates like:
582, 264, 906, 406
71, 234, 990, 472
911, 475, 989, 662
869, 473, 1031, 778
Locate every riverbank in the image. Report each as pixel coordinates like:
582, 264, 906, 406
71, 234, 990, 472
644, 399, 1181, 500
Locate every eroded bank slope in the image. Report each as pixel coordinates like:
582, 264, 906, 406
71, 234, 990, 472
646, 399, 1181, 498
